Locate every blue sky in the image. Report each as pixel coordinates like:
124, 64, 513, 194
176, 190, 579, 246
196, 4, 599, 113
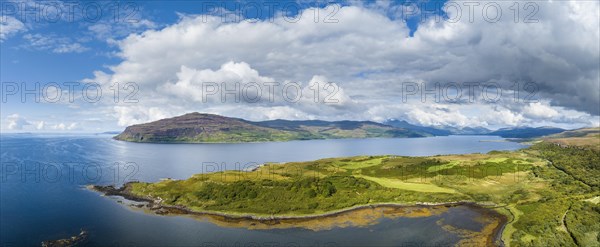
1, 0, 599, 132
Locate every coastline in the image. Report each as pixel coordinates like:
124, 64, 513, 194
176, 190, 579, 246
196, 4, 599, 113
89, 183, 508, 246
112, 135, 429, 144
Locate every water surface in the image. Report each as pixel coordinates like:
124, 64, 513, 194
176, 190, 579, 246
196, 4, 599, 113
0, 134, 526, 246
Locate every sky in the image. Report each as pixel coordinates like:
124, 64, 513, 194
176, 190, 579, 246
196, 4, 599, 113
1, 0, 599, 133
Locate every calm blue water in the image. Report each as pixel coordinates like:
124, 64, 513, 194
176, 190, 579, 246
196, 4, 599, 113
0, 134, 526, 246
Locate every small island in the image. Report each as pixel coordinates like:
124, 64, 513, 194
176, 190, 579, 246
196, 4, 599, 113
94, 128, 600, 247
41, 230, 88, 247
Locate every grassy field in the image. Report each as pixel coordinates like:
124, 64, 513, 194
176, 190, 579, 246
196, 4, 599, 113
541, 127, 600, 151
114, 137, 600, 246
355, 175, 458, 194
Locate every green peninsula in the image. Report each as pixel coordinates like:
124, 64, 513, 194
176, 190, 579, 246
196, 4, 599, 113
98, 130, 600, 246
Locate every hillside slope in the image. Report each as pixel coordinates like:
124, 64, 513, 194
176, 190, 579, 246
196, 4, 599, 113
489, 126, 565, 138
114, 113, 427, 143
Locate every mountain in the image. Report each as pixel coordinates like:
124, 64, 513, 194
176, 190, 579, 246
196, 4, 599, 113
99, 131, 122, 135
382, 120, 568, 138
439, 126, 491, 135
114, 113, 428, 143
384, 120, 493, 136
488, 126, 566, 138
383, 120, 452, 136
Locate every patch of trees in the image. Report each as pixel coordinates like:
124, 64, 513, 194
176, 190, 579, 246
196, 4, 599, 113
565, 201, 600, 246
533, 143, 600, 189
193, 176, 376, 202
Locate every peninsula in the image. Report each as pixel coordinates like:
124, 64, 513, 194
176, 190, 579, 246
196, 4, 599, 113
114, 112, 428, 143
96, 128, 600, 246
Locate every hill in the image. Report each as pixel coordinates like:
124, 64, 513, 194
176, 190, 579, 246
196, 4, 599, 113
114, 113, 427, 143
441, 126, 491, 135
383, 120, 452, 136
488, 126, 565, 138
540, 127, 600, 151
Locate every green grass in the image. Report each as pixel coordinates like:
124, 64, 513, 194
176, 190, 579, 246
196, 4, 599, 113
427, 161, 460, 172
334, 156, 386, 170
129, 175, 466, 215
356, 175, 458, 194
484, 157, 509, 163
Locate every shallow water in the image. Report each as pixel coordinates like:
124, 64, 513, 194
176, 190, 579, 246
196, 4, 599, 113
0, 134, 525, 246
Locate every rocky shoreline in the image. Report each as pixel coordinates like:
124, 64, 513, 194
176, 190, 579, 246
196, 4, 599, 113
41, 230, 87, 247
90, 183, 508, 246
90, 183, 476, 219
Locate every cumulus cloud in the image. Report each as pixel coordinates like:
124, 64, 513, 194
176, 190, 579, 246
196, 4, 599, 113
51, 122, 80, 131
0, 16, 26, 41
523, 102, 560, 119
84, 2, 599, 129
161, 61, 276, 103
3, 114, 85, 131
36, 121, 45, 130
6, 114, 31, 130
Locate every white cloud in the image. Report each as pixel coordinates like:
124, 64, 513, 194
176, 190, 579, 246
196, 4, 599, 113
22, 34, 88, 53
52, 43, 88, 53
36, 121, 45, 130
67, 122, 79, 130
0, 16, 26, 41
53, 123, 66, 130
2, 115, 87, 132
50, 122, 79, 131
161, 61, 276, 103
113, 105, 173, 127
523, 102, 560, 119
83, 2, 598, 129
88, 19, 157, 41
6, 114, 31, 130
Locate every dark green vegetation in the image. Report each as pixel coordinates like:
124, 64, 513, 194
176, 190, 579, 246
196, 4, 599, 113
108, 132, 599, 246
506, 143, 599, 247
537, 143, 600, 187
158, 176, 462, 215
566, 201, 600, 246
114, 113, 428, 143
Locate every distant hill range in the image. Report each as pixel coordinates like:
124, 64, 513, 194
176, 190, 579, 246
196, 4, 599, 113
543, 127, 599, 139
488, 127, 565, 138
384, 120, 492, 136
114, 113, 570, 143
114, 113, 429, 143
384, 120, 567, 138
539, 127, 600, 151
383, 120, 453, 136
